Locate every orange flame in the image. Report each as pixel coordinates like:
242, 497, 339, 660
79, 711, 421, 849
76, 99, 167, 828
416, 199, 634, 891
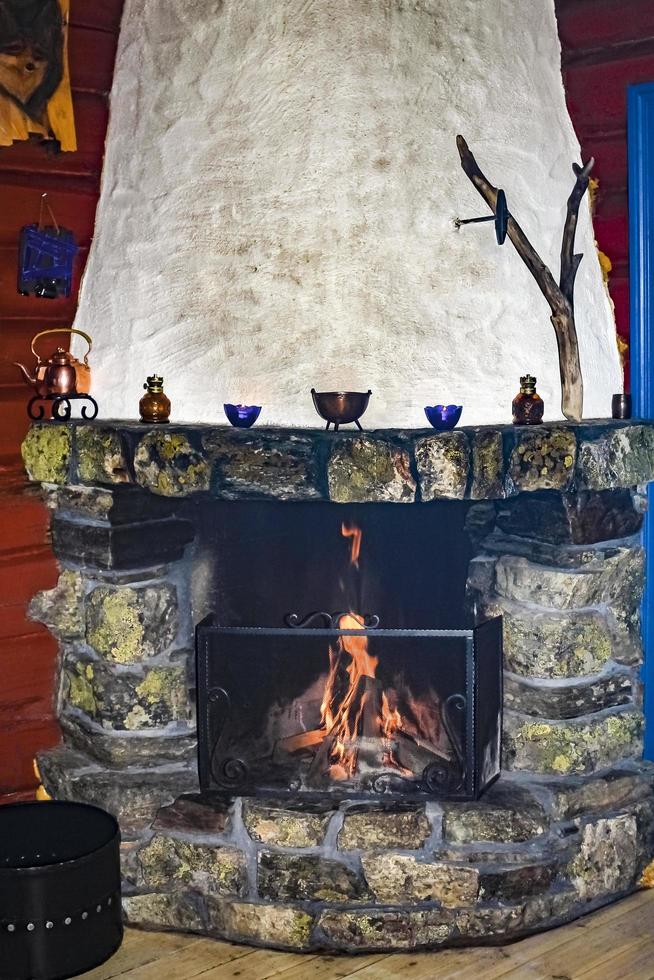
310, 522, 445, 784
341, 522, 362, 568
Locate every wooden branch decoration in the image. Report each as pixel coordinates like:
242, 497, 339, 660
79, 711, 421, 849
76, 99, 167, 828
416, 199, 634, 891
456, 135, 593, 422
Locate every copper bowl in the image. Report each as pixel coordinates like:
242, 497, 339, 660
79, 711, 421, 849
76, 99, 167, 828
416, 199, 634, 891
311, 389, 372, 430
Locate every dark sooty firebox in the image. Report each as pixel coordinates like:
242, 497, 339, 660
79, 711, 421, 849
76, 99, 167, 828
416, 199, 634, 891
193, 504, 502, 802
197, 616, 502, 801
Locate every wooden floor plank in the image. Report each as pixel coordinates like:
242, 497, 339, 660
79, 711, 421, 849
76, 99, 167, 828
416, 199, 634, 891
77, 892, 654, 980
260, 952, 387, 980
576, 937, 654, 980
106, 938, 255, 979
192, 948, 318, 980
81, 931, 201, 979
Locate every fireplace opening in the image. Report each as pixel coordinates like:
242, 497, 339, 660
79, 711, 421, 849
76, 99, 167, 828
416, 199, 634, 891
191, 500, 502, 801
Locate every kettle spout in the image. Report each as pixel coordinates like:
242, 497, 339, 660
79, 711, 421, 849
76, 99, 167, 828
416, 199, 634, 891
14, 362, 38, 389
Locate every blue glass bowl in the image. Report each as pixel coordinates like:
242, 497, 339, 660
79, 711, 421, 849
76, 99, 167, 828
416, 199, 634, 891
424, 404, 463, 430
224, 404, 261, 428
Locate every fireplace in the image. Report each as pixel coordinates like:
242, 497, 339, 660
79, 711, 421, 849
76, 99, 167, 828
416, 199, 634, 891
197, 617, 502, 801
193, 502, 501, 802
22, 420, 654, 953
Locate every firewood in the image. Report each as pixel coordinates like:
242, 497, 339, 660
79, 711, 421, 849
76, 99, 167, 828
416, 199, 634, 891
456, 135, 592, 422
275, 729, 325, 755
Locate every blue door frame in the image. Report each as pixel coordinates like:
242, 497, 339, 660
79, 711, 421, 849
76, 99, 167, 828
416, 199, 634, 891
628, 82, 654, 759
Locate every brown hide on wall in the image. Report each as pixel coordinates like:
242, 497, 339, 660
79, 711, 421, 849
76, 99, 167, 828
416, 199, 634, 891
0, 1, 124, 803
555, 0, 654, 389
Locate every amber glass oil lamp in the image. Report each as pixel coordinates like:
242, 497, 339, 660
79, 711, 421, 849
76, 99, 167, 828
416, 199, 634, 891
139, 375, 171, 423
512, 374, 544, 425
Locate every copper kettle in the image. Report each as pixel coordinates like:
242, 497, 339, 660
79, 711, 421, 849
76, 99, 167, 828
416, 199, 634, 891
15, 328, 92, 398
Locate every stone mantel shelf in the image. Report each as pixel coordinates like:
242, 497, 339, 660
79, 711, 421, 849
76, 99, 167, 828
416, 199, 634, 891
21, 418, 654, 503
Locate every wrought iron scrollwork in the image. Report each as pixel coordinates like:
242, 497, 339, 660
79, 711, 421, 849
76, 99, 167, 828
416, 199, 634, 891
284, 611, 380, 629
208, 686, 249, 790
218, 757, 248, 788
432, 692, 467, 794
27, 393, 99, 421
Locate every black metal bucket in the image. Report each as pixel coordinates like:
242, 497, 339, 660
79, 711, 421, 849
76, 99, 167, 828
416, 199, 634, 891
0, 801, 122, 980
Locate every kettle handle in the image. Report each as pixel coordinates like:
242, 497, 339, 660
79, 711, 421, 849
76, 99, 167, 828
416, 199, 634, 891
31, 328, 92, 367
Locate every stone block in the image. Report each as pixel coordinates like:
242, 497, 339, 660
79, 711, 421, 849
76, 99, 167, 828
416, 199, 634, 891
220, 902, 314, 950
122, 892, 206, 933
454, 903, 524, 939
327, 437, 416, 503
493, 546, 644, 612
242, 799, 333, 847
442, 782, 548, 844
568, 814, 639, 900
361, 854, 478, 907
134, 431, 211, 496
120, 839, 141, 887
257, 852, 368, 902
60, 711, 196, 768
470, 429, 504, 499
204, 430, 322, 500
496, 490, 642, 545
414, 432, 469, 500
503, 669, 633, 720
502, 707, 643, 776
338, 804, 431, 850
317, 908, 453, 950
76, 426, 131, 484
154, 794, 232, 835
577, 425, 654, 491
52, 513, 195, 570
48, 484, 179, 523
62, 660, 190, 730
508, 428, 576, 493
545, 767, 654, 821
21, 423, 71, 484
479, 861, 556, 900
494, 606, 614, 679
85, 581, 178, 663
29, 569, 85, 641
138, 834, 247, 896
38, 744, 198, 832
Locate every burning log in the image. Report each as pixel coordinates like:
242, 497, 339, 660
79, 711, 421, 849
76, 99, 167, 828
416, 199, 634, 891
456, 135, 592, 422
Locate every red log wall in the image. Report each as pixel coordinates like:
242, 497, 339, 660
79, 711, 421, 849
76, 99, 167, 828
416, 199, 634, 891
555, 0, 654, 388
0, 2, 124, 803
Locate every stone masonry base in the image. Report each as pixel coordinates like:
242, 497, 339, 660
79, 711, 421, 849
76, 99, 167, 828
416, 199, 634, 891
38, 757, 654, 952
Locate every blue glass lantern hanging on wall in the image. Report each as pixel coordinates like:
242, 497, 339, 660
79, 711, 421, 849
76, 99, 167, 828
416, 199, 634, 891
18, 194, 78, 299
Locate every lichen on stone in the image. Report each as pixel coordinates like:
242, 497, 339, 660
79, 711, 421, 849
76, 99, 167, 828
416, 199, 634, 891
134, 431, 211, 497
415, 431, 470, 500
76, 427, 130, 484
224, 902, 314, 949
361, 853, 479, 907
138, 834, 246, 896
470, 429, 504, 499
85, 582, 178, 663
339, 806, 431, 850
243, 800, 332, 847
327, 437, 416, 503
29, 568, 85, 640
66, 662, 97, 716
568, 814, 638, 899
21, 424, 71, 484
509, 428, 576, 493
503, 707, 643, 775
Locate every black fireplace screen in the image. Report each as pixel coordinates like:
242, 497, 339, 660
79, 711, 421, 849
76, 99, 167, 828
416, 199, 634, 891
196, 616, 502, 801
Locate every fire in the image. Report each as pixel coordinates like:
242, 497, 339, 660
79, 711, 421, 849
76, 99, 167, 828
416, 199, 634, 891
277, 520, 449, 787
315, 524, 413, 780
341, 522, 362, 568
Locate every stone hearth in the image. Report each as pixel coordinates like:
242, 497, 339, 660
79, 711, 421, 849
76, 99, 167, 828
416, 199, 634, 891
21, 419, 654, 951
